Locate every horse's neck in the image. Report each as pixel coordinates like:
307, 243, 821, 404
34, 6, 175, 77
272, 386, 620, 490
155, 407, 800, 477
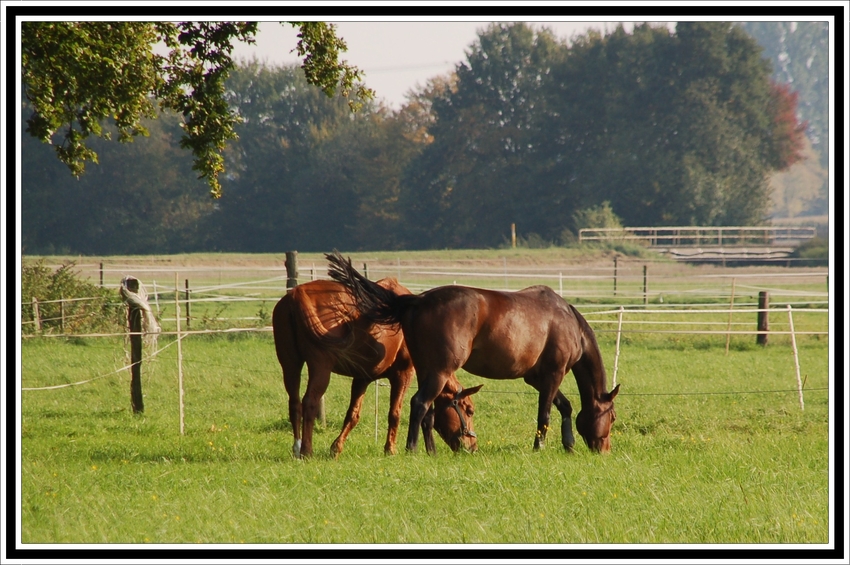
573, 327, 609, 406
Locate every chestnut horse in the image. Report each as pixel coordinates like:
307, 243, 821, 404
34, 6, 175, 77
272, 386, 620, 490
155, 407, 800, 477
272, 278, 480, 458
326, 252, 619, 453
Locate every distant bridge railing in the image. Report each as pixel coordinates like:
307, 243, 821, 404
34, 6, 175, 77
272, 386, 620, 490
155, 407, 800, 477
578, 226, 818, 248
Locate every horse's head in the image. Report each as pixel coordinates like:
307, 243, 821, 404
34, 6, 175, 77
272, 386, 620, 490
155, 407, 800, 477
575, 384, 620, 453
432, 384, 483, 453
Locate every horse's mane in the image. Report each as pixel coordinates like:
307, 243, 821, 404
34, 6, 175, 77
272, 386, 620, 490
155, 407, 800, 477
567, 303, 609, 391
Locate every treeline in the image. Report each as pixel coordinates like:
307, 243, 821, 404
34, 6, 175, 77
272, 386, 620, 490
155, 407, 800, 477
22, 22, 809, 255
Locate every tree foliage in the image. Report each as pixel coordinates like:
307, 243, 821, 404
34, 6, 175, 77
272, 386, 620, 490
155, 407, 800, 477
21, 22, 808, 255
21, 21, 373, 198
398, 22, 806, 248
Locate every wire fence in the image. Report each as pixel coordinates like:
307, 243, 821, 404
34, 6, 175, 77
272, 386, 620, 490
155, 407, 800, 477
20, 260, 831, 436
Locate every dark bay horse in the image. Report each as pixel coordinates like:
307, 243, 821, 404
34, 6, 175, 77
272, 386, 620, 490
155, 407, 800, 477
272, 278, 481, 458
326, 252, 619, 453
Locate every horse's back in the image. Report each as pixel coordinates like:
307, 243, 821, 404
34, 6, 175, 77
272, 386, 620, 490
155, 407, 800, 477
403, 284, 581, 379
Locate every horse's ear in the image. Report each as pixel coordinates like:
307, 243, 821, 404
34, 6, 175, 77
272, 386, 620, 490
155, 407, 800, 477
608, 384, 620, 401
457, 384, 484, 399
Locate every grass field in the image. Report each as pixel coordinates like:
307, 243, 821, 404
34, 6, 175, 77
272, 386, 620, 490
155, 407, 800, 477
16, 251, 834, 546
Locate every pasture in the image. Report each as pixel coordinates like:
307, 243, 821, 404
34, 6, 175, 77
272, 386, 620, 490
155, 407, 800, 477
17, 250, 832, 545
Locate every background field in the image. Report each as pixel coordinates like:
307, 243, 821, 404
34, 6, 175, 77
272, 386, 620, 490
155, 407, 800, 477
17, 250, 833, 545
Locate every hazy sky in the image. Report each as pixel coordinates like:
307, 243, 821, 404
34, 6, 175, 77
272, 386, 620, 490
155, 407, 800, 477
230, 21, 677, 110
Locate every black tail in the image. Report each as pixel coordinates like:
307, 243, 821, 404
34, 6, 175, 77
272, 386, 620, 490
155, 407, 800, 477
325, 250, 412, 326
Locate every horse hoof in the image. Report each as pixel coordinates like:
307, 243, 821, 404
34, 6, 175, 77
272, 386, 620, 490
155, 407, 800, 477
292, 439, 302, 458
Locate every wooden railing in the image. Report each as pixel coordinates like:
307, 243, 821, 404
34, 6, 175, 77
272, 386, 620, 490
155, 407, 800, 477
578, 226, 817, 248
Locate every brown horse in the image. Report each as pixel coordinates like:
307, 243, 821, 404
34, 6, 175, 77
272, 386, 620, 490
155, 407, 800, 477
326, 252, 619, 453
272, 278, 481, 458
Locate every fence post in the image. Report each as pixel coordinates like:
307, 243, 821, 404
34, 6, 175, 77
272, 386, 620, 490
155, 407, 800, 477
613, 306, 625, 387
60, 296, 65, 333
123, 278, 144, 414
32, 298, 42, 333
757, 291, 769, 346
100, 262, 104, 287
725, 278, 736, 355
285, 251, 298, 289
175, 273, 185, 435
613, 256, 618, 296
152, 281, 160, 316
185, 279, 191, 330
787, 305, 804, 411
511, 223, 517, 248
643, 265, 648, 305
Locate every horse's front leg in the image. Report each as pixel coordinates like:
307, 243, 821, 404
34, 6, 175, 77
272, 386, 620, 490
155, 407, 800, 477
405, 390, 430, 453
553, 390, 575, 452
331, 377, 369, 458
421, 405, 437, 455
534, 390, 554, 450
530, 381, 560, 450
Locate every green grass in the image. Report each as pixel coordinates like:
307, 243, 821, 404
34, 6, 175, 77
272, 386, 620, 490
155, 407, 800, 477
19, 323, 831, 544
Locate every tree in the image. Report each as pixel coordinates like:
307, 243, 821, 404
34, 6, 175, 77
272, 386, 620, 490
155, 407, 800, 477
207, 61, 420, 252
21, 21, 374, 198
399, 23, 566, 248
738, 22, 829, 169
398, 22, 806, 250
22, 102, 216, 255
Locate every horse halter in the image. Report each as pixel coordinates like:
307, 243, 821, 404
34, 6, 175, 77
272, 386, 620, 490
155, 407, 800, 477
451, 388, 476, 439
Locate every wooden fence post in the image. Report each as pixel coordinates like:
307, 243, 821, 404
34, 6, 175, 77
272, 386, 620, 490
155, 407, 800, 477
100, 262, 104, 287
285, 251, 298, 289
511, 223, 517, 249
185, 279, 191, 330
32, 298, 42, 333
725, 278, 736, 355
787, 304, 804, 411
613, 256, 618, 296
643, 265, 648, 305
757, 291, 769, 346
60, 296, 65, 333
175, 273, 185, 435
124, 277, 144, 414
613, 306, 625, 387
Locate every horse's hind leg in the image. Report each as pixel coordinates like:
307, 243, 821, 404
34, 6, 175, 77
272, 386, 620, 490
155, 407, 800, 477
300, 360, 333, 458
383, 368, 412, 455
281, 359, 305, 458
330, 377, 369, 458
553, 390, 575, 452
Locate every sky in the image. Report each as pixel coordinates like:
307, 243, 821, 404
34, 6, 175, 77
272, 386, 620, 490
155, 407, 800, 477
228, 20, 676, 110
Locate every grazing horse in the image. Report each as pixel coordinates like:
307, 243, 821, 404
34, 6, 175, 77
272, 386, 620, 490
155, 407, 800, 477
326, 252, 620, 453
272, 279, 480, 458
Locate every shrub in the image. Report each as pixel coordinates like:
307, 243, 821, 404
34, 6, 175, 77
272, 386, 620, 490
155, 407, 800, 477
21, 258, 124, 334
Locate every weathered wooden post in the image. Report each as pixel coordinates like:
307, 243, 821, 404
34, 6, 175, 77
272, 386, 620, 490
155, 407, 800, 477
511, 223, 517, 249
100, 262, 104, 287
184, 279, 191, 330
613, 256, 618, 296
32, 298, 42, 333
757, 291, 769, 346
124, 277, 144, 414
643, 265, 648, 305
285, 251, 298, 289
